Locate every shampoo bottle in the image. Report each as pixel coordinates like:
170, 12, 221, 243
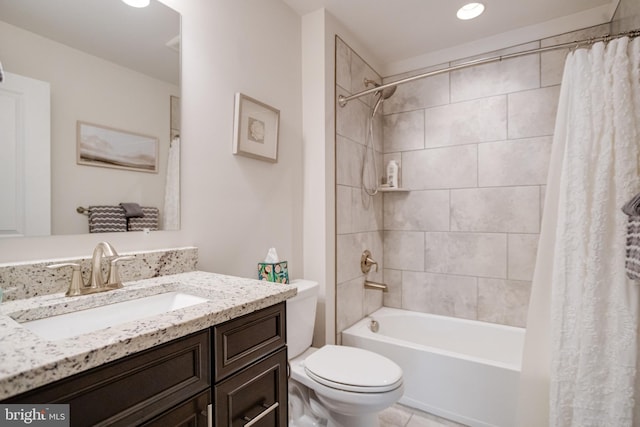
387, 160, 398, 188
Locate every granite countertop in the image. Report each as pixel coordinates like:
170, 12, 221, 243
0, 271, 296, 400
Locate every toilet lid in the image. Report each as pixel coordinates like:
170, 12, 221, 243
303, 345, 403, 393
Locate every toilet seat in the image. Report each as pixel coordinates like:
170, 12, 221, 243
303, 345, 403, 393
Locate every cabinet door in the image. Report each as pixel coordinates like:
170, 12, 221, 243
7, 330, 210, 427
215, 348, 287, 427
214, 303, 286, 382
141, 390, 210, 427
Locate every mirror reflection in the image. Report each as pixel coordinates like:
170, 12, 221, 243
0, 0, 181, 237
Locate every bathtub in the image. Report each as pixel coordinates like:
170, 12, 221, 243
342, 307, 525, 427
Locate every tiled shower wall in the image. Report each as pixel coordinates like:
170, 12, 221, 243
335, 24, 611, 335
335, 37, 386, 339
611, 0, 640, 33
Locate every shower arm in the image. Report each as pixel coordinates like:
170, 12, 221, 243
338, 28, 640, 108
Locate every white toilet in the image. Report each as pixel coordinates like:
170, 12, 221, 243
287, 279, 404, 427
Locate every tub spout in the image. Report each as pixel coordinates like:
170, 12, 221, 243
364, 280, 388, 292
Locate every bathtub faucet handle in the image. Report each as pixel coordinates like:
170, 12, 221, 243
361, 250, 379, 273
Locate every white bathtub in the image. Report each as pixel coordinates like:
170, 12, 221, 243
342, 307, 525, 427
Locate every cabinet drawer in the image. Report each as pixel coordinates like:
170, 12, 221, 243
213, 302, 286, 381
214, 347, 288, 427
141, 390, 211, 427
8, 330, 210, 427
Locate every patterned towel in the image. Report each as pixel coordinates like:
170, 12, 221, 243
88, 206, 127, 233
127, 207, 159, 231
626, 216, 640, 281
622, 192, 640, 216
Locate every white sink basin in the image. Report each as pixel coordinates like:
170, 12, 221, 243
19, 291, 209, 341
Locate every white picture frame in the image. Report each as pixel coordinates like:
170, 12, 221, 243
232, 93, 280, 162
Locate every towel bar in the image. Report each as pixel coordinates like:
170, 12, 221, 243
76, 206, 91, 216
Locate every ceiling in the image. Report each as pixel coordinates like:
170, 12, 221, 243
0, 0, 180, 84
283, 0, 619, 72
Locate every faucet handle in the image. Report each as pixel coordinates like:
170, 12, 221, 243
107, 256, 134, 287
48, 263, 86, 297
360, 250, 379, 274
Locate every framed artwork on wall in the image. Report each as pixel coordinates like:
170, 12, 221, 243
77, 121, 159, 173
232, 93, 280, 162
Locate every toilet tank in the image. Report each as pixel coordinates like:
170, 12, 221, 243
286, 279, 319, 359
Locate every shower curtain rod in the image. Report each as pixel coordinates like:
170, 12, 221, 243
338, 28, 640, 107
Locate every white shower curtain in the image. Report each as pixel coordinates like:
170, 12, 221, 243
517, 37, 640, 427
163, 135, 180, 230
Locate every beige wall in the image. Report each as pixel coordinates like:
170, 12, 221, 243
0, 0, 304, 285
0, 20, 177, 235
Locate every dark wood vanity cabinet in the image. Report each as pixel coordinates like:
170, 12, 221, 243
213, 303, 287, 427
4, 302, 288, 427
6, 330, 211, 427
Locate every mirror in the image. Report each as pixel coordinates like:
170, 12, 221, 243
0, 0, 181, 237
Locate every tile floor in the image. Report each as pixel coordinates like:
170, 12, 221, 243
379, 404, 468, 427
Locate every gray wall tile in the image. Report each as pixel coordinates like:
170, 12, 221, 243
336, 185, 352, 234
337, 231, 384, 284
384, 231, 425, 271
337, 277, 365, 333
352, 189, 383, 232
336, 135, 364, 187
365, 287, 384, 315
508, 86, 561, 139
451, 55, 540, 102
402, 271, 478, 319
478, 137, 552, 187
402, 145, 478, 190
540, 24, 610, 87
383, 110, 424, 153
383, 269, 402, 308
477, 278, 531, 327
351, 52, 380, 98
336, 92, 369, 143
384, 190, 449, 231
425, 232, 508, 278
335, 37, 351, 92
424, 96, 507, 148
508, 233, 539, 281
450, 187, 540, 233
382, 73, 449, 114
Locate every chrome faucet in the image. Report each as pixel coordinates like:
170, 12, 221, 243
48, 242, 133, 297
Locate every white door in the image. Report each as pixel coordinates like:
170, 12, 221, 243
0, 71, 51, 237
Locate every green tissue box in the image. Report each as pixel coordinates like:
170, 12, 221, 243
258, 261, 289, 284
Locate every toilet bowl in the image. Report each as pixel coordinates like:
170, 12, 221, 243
287, 280, 404, 427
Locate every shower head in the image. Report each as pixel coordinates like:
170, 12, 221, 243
371, 83, 396, 117
364, 78, 397, 100
376, 84, 397, 100
364, 78, 397, 117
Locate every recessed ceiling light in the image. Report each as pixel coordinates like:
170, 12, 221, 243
122, 0, 150, 8
457, 2, 485, 20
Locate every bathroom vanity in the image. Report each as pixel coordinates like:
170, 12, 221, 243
0, 270, 294, 427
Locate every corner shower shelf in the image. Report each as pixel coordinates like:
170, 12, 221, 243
378, 187, 409, 193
